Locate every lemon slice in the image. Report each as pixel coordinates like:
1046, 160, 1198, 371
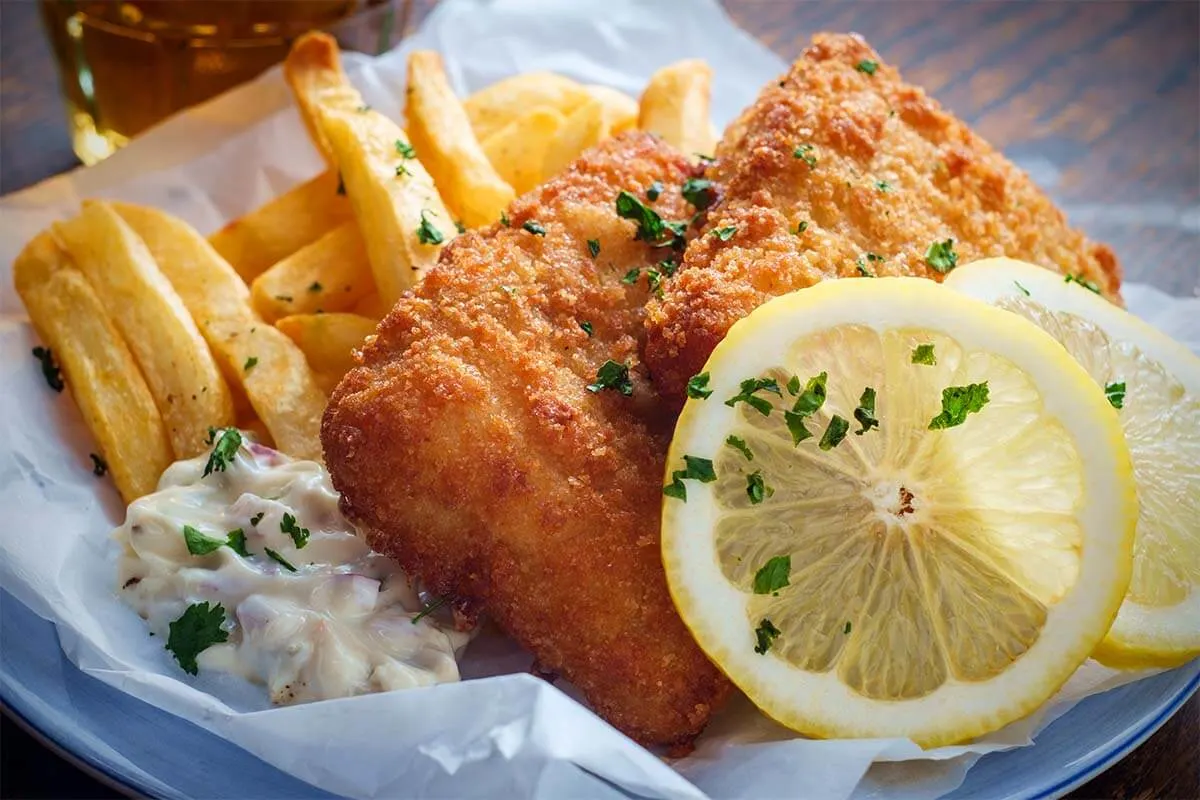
946, 258, 1200, 668
661, 278, 1136, 746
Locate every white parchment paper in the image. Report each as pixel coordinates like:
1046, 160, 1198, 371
1, 1, 1197, 798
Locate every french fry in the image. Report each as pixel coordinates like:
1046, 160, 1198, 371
110, 202, 327, 462
351, 292, 390, 320
286, 33, 454, 305
542, 99, 621, 179
208, 170, 355, 282
406, 51, 515, 228
637, 59, 717, 158
251, 221, 374, 323
53, 202, 235, 459
13, 232, 173, 502
276, 313, 376, 395
584, 85, 639, 133
464, 72, 591, 142
481, 107, 566, 195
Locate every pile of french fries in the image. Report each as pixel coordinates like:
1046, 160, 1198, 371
13, 31, 716, 505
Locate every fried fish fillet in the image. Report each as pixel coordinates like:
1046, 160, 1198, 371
645, 32, 1123, 404
322, 133, 731, 747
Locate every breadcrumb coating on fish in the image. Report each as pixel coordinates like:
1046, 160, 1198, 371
645, 32, 1122, 405
322, 133, 731, 747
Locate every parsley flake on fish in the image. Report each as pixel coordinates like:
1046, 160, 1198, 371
165, 601, 229, 676
711, 225, 738, 241
662, 455, 717, 501
856, 59, 879, 75
753, 555, 790, 594
587, 239, 601, 258
646, 181, 663, 201
928, 382, 990, 429
580, 321, 594, 337
924, 239, 958, 273
587, 360, 633, 396
523, 220, 547, 236
681, 177, 716, 210
793, 143, 817, 168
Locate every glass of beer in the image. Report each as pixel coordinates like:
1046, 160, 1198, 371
40, 0, 411, 165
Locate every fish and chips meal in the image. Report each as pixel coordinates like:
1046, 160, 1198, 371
12, 27, 1198, 758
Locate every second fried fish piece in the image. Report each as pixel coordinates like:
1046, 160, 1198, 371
646, 32, 1123, 405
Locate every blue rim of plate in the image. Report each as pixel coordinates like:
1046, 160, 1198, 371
2, 585, 1197, 800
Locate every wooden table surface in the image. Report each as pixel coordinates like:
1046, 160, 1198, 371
1, 1, 1197, 798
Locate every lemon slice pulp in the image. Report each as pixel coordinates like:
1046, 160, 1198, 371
662, 278, 1136, 746
946, 258, 1200, 668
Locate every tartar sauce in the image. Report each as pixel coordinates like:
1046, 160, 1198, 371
116, 431, 469, 704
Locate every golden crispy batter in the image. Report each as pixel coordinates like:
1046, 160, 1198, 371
322, 133, 731, 747
645, 32, 1123, 404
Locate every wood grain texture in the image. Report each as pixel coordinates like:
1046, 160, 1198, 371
0, 1, 1197, 797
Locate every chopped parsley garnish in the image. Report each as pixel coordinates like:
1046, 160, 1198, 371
265, 547, 297, 572
646, 181, 663, 201
1014, 280, 1031, 297
924, 239, 958, 273
615, 190, 686, 249
455, 219, 467, 234
579, 321, 594, 337
621, 267, 641, 285
274, 294, 293, 302
165, 601, 229, 676
31, 346, 64, 392
1105, 381, 1126, 410
417, 210, 444, 245
753, 555, 790, 594
411, 595, 447, 625
280, 513, 310, 549
786, 375, 801, 395
659, 258, 679, 277
746, 471, 774, 505
687, 372, 713, 399
855, 256, 875, 277
662, 455, 717, 501
395, 139, 416, 159
226, 529, 250, 557
587, 360, 633, 396
184, 524, 248, 557
202, 427, 242, 477
183, 524, 225, 555
844, 621, 852, 634
89, 453, 107, 476
587, 239, 601, 258
753, 618, 781, 654
522, 220, 547, 236
1065, 273, 1102, 294
308, 281, 323, 293
395, 163, 410, 177
644, 267, 665, 297
243, 356, 258, 373
793, 143, 817, 168
336, 172, 346, 195
820, 419, 849, 450
794, 220, 809, 235
784, 372, 828, 444
911, 344, 937, 365
928, 382, 990, 429
856, 59, 880, 75
726, 435, 753, 460
249, 512, 264, 527
681, 177, 716, 210
357, 104, 372, 113
725, 377, 782, 416
875, 180, 892, 192
711, 225, 738, 241
819, 415, 850, 450
500, 211, 511, 227
853, 387, 879, 435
